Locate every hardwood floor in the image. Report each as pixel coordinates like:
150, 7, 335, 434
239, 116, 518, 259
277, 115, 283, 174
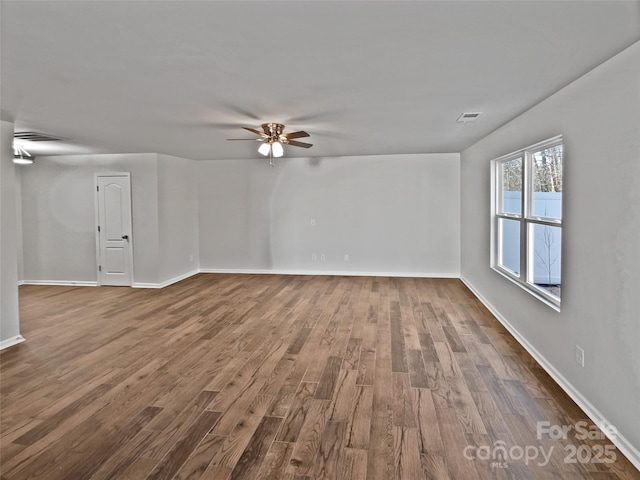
1, 274, 638, 479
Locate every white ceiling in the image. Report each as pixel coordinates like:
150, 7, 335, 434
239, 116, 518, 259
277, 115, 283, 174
2, 1, 640, 161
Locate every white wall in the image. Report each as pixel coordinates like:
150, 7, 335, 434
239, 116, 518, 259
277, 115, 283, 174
0, 120, 21, 346
15, 167, 24, 282
19, 152, 200, 287
461, 42, 640, 460
20, 153, 160, 284
157, 154, 199, 284
198, 153, 460, 276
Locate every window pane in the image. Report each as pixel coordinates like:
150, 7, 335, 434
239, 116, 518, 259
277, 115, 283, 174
499, 218, 520, 275
500, 158, 522, 215
529, 224, 561, 298
532, 144, 562, 219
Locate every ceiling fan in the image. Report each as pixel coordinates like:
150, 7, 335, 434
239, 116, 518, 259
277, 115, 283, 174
227, 123, 312, 165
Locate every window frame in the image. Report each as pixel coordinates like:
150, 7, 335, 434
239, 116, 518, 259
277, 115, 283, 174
491, 135, 563, 311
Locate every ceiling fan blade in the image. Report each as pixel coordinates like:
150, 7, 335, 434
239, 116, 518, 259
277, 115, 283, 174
227, 138, 264, 141
286, 108, 345, 123
287, 140, 313, 148
218, 102, 261, 121
242, 127, 266, 136
284, 131, 310, 139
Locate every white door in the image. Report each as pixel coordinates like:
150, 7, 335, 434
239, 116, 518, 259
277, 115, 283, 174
96, 174, 133, 286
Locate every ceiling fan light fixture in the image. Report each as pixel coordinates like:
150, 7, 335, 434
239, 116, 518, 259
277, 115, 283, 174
272, 142, 284, 158
258, 142, 271, 156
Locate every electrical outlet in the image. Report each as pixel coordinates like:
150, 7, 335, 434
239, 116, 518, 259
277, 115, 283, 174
310, 218, 316, 226
312, 254, 317, 261
189, 254, 194, 262
575, 345, 585, 367
321, 254, 326, 261
344, 254, 349, 262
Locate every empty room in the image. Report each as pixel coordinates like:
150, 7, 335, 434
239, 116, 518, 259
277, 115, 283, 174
1, 1, 639, 479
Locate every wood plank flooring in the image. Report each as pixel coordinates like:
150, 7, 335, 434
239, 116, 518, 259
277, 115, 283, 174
1, 274, 638, 479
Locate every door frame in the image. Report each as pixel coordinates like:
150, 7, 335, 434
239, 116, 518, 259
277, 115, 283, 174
94, 172, 134, 286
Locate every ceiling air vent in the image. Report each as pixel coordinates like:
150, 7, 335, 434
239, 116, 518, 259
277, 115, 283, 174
456, 112, 483, 123
14, 131, 65, 142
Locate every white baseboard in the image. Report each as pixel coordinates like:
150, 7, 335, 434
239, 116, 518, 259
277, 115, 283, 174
21, 280, 98, 287
199, 268, 459, 278
460, 275, 640, 472
132, 270, 200, 289
0, 335, 25, 351
21, 269, 458, 291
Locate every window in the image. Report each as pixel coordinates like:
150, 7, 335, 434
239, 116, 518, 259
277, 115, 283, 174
491, 136, 563, 309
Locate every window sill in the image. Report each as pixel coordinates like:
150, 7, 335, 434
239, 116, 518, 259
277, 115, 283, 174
491, 266, 561, 312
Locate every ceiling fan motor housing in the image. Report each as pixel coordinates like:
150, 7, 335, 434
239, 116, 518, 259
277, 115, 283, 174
262, 123, 286, 143
262, 123, 284, 136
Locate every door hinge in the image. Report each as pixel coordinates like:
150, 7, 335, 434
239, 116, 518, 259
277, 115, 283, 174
98, 265, 102, 272
97, 185, 99, 191
97, 225, 101, 232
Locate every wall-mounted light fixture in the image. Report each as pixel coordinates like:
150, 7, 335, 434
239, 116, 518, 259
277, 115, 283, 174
13, 144, 33, 164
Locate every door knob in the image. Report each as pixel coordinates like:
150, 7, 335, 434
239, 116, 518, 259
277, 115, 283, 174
122, 235, 129, 240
